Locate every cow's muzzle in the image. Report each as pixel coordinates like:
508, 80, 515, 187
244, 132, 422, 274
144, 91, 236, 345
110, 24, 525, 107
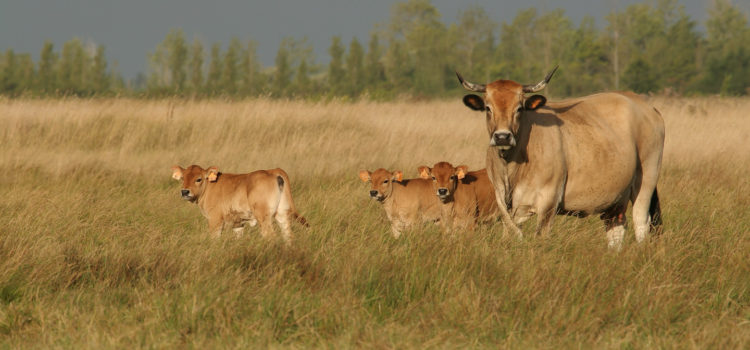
181, 189, 193, 200
437, 188, 449, 197
491, 131, 515, 150
369, 190, 385, 201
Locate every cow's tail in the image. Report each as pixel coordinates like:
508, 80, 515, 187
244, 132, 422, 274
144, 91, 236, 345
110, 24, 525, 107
275, 170, 309, 227
649, 187, 662, 232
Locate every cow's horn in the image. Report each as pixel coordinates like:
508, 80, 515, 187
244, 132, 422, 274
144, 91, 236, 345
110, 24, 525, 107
456, 71, 486, 93
523, 65, 558, 93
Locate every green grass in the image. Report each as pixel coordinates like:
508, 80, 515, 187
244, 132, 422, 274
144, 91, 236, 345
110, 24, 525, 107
0, 98, 749, 348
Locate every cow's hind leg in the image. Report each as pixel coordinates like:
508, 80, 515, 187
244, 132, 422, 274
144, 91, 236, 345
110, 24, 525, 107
534, 197, 559, 236
258, 215, 275, 240
272, 181, 293, 244
253, 206, 276, 240
632, 161, 661, 243
274, 213, 292, 244
602, 203, 628, 250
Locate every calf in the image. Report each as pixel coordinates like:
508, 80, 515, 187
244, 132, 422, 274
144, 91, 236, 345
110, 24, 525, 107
418, 162, 500, 232
358, 168, 441, 238
171, 165, 307, 243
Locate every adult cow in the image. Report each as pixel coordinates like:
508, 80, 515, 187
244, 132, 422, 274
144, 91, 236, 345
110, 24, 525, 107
456, 67, 664, 249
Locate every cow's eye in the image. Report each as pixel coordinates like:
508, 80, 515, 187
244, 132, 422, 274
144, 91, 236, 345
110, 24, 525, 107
450, 175, 456, 180
383, 180, 388, 184
516, 106, 523, 114
196, 178, 202, 183
431, 176, 436, 180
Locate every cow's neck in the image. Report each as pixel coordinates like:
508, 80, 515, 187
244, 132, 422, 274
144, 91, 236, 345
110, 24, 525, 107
487, 146, 526, 207
381, 185, 397, 211
196, 183, 216, 211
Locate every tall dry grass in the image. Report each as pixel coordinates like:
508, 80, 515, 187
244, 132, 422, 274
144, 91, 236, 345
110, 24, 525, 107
0, 96, 749, 348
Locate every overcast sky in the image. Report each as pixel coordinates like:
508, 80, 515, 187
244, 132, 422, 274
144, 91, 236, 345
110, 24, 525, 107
0, 0, 740, 79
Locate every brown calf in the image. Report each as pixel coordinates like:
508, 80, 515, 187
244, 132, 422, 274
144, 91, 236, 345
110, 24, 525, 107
418, 162, 499, 232
171, 165, 307, 243
358, 168, 441, 238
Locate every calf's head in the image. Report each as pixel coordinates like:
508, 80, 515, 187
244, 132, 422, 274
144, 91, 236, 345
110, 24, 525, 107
457, 66, 557, 150
171, 165, 219, 202
418, 162, 467, 202
358, 168, 403, 202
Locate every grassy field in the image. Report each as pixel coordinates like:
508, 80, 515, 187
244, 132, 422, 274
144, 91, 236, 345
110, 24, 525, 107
1, 96, 749, 348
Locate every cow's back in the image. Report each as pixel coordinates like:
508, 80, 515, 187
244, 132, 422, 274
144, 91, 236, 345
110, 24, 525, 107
390, 178, 441, 221
202, 170, 281, 214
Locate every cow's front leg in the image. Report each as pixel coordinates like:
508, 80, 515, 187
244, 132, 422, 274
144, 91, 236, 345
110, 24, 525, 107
207, 214, 224, 238
493, 186, 523, 239
486, 147, 523, 239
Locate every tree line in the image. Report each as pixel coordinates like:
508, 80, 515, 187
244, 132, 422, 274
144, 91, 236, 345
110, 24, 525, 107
1, 0, 749, 98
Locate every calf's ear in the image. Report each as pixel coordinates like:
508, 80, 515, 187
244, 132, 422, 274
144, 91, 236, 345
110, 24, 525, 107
392, 171, 403, 182
358, 170, 371, 182
171, 166, 184, 181
463, 94, 485, 111
207, 166, 219, 182
417, 166, 431, 179
456, 165, 468, 180
524, 95, 547, 110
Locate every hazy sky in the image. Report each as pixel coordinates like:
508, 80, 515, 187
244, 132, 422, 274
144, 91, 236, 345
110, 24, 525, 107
0, 0, 737, 79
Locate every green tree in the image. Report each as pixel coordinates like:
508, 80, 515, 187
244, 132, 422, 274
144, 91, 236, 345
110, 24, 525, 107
37, 41, 57, 94
206, 43, 222, 95
532, 9, 573, 96
188, 38, 204, 95
494, 8, 538, 82
16, 53, 35, 93
386, 0, 450, 95
58, 38, 87, 95
345, 37, 365, 96
562, 16, 609, 96
91, 45, 109, 94
605, 3, 667, 91
383, 39, 412, 94
364, 32, 386, 94
659, 4, 701, 93
166, 29, 188, 92
293, 58, 311, 97
273, 39, 292, 96
453, 5, 495, 81
328, 36, 346, 95
239, 40, 263, 96
147, 41, 168, 93
702, 0, 750, 95
623, 57, 658, 93
0, 50, 19, 95
221, 38, 241, 95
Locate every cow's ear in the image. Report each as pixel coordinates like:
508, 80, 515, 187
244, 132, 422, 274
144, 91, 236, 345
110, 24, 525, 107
524, 95, 547, 110
358, 170, 371, 182
171, 166, 184, 181
207, 166, 219, 182
456, 165, 468, 180
417, 166, 431, 179
393, 171, 403, 182
463, 94, 485, 111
